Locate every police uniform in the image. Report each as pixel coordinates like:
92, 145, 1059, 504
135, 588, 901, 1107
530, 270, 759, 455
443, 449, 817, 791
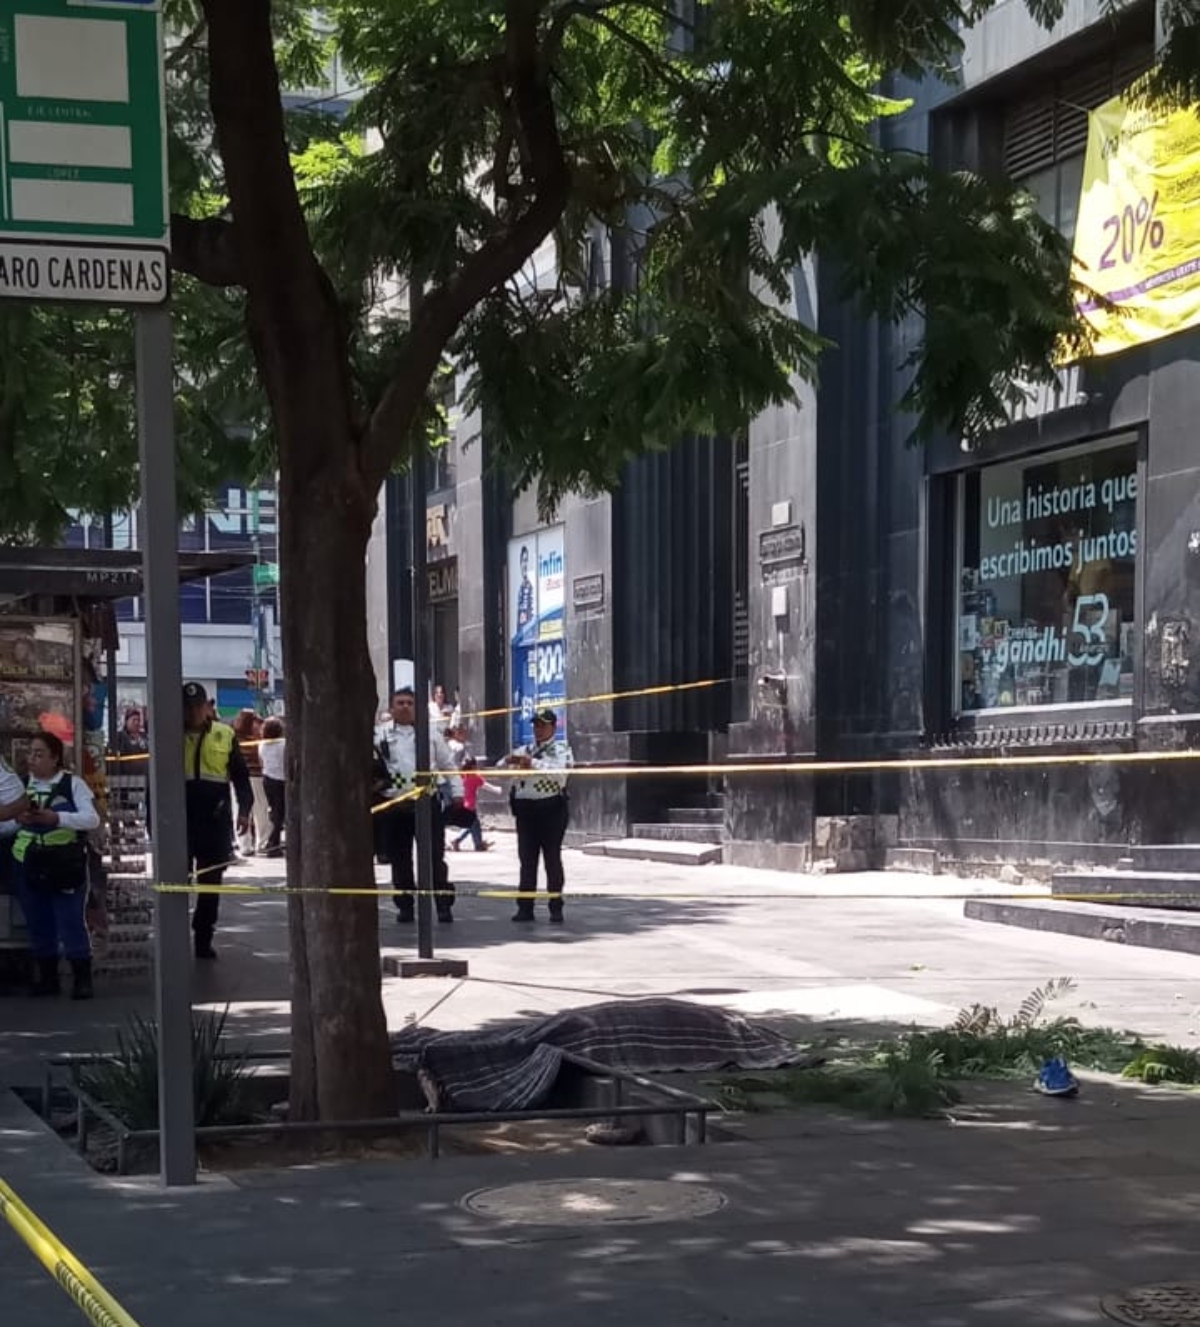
11, 766, 99, 997
506, 709, 573, 922
0, 755, 24, 895
183, 682, 254, 958
374, 717, 463, 923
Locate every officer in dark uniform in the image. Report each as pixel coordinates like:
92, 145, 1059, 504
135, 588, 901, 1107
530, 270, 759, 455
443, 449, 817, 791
183, 683, 254, 959
501, 707, 574, 923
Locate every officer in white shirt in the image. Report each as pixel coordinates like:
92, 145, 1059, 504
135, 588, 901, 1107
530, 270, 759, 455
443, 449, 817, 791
0, 753, 29, 895
501, 707, 574, 923
374, 687, 464, 924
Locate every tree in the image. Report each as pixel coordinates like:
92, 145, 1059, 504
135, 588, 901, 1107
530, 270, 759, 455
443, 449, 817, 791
11, 0, 1198, 1118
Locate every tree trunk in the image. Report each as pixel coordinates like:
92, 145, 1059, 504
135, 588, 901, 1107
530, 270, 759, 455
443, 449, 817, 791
200, 0, 394, 1122
199, 0, 571, 1123
279, 443, 395, 1122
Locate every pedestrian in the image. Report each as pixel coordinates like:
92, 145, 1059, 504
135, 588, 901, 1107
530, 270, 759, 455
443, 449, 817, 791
10, 731, 100, 998
450, 756, 499, 853
374, 687, 464, 925
259, 717, 286, 858
500, 708, 574, 923
115, 708, 148, 761
429, 683, 450, 732
232, 709, 268, 855
183, 683, 254, 959
444, 722, 463, 766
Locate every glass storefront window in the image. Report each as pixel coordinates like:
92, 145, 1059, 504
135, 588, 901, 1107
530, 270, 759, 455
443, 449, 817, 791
957, 435, 1137, 712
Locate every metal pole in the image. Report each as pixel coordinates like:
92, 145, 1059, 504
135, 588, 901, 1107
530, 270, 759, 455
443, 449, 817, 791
102, 513, 120, 755
135, 309, 196, 1186
411, 443, 435, 960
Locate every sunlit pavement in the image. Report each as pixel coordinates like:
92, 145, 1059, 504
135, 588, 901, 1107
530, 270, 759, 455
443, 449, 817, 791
5, 842, 1200, 1325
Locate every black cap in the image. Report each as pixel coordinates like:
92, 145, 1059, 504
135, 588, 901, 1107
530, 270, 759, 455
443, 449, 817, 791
533, 707, 557, 724
182, 682, 208, 706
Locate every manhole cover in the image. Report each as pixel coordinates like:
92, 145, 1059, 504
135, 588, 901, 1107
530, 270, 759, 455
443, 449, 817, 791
461, 1177, 727, 1226
1102, 1283, 1200, 1325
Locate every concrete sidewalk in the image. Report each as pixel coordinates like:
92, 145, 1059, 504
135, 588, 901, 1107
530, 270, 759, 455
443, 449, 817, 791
5, 839, 1200, 1086
5, 844, 1200, 1325
4, 1063, 1200, 1327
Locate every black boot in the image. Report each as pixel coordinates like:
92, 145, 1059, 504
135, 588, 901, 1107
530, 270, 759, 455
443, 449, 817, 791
70, 959, 94, 1001
31, 957, 61, 997
194, 933, 217, 960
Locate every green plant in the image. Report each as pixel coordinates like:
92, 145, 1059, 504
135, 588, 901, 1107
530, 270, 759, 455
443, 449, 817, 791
78, 1006, 255, 1131
1121, 1046, 1200, 1086
713, 978, 1156, 1119
717, 1045, 959, 1119
907, 978, 1143, 1080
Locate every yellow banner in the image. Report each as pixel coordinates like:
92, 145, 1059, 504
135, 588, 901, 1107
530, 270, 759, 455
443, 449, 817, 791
1074, 91, 1200, 356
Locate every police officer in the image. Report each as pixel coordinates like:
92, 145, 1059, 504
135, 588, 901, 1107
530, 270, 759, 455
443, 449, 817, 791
374, 687, 464, 925
503, 707, 574, 923
0, 751, 27, 897
10, 731, 99, 998
183, 683, 254, 959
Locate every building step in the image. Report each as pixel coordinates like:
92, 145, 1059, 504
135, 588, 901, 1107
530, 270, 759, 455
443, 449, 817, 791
964, 897, 1200, 956
1128, 845, 1200, 874
667, 807, 724, 826
581, 839, 723, 866
1052, 870, 1200, 911
630, 822, 724, 844
883, 848, 941, 875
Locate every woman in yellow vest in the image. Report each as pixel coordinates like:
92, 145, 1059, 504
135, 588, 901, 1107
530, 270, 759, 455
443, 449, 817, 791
11, 730, 100, 999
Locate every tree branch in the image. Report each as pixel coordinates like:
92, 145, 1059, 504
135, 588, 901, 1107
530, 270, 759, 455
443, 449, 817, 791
170, 212, 243, 287
201, 0, 324, 310
545, 0, 691, 57
588, 9, 691, 90
361, 0, 572, 488
201, 0, 358, 476
166, 20, 208, 72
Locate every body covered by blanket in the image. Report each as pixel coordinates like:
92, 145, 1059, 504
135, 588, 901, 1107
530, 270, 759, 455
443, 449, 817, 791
390, 998, 801, 1112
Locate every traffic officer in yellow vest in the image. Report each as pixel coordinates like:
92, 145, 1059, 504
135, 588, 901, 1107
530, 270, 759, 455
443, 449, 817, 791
183, 683, 254, 959
9, 731, 100, 998
501, 707, 574, 924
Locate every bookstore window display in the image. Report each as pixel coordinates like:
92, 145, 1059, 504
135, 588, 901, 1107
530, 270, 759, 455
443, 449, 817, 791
956, 435, 1137, 713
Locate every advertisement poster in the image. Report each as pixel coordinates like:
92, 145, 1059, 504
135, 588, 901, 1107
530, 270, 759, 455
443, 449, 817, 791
1074, 92, 1200, 356
508, 527, 566, 749
0, 618, 80, 773
958, 439, 1137, 710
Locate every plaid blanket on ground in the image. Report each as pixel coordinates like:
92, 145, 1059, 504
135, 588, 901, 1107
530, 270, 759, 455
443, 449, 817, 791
390, 998, 801, 1112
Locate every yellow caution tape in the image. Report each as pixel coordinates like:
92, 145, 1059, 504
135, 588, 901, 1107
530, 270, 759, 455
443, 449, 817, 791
110, 743, 1200, 778
147, 881, 1200, 907
370, 786, 430, 814
467, 746, 1200, 780
104, 676, 730, 762
0, 1177, 144, 1327
460, 676, 728, 722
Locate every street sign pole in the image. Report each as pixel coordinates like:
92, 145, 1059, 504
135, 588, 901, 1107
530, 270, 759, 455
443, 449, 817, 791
393, 443, 466, 980
136, 308, 195, 1186
411, 441, 434, 960
0, 0, 189, 1183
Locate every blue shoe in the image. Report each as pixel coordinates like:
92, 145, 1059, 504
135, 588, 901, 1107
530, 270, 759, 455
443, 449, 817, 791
1035, 1056, 1079, 1097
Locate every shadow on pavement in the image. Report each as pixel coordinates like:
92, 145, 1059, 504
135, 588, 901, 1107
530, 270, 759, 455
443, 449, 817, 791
5, 1063, 1200, 1327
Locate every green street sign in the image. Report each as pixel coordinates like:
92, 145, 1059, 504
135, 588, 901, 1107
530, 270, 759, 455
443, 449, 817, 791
0, 0, 168, 304
253, 562, 280, 588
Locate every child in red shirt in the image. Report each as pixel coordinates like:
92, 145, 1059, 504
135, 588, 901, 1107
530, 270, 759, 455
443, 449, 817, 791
451, 758, 499, 851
